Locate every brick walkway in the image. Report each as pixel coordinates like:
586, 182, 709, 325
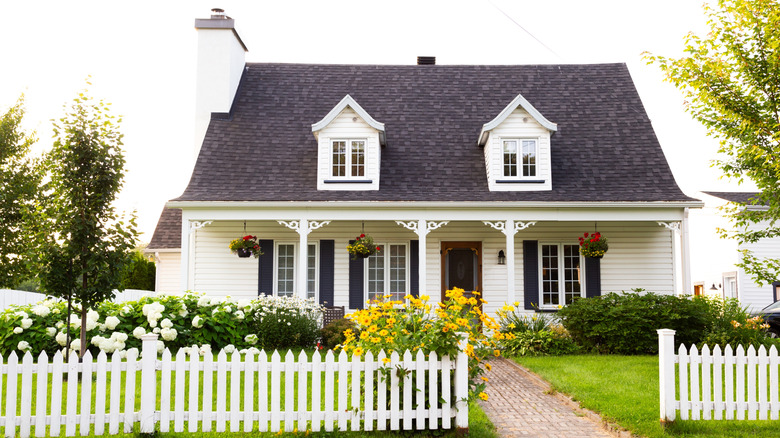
478, 358, 615, 438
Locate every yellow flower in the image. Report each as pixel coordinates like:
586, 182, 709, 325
382, 357, 391, 364
456, 318, 469, 327
371, 337, 381, 343
485, 363, 492, 371
379, 329, 389, 337
360, 331, 370, 340
513, 301, 520, 306
442, 326, 449, 333
493, 349, 501, 357
481, 376, 489, 382
353, 347, 364, 357
478, 392, 488, 401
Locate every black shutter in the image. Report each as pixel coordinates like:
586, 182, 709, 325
584, 257, 602, 298
410, 240, 419, 297
348, 240, 364, 310
523, 240, 538, 310
319, 240, 335, 306
258, 239, 273, 295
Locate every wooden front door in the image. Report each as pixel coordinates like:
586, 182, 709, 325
441, 242, 482, 302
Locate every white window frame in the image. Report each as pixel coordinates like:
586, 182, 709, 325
538, 242, 584, 309
330, 138, 367, 179
364, 242, 410, 303
273, 241, 319, 300
502, 138, 539, 179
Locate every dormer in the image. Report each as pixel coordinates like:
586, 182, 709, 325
478, 94, 557, 192
312, 95, 385, 191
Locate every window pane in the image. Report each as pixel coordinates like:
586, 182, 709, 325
503, 140, 518, 177
332, 141, 346, 177
389, 245, 406, 301
563, 245, 581, 305
277, 244, 295, 297
541, 244, 559, 306
367, 245, 385, 302
307, 244, 316, 300
351, 140, 365, 177
522, 140, 536, 177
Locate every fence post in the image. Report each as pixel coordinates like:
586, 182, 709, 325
657, 329, 676, 424
454, 332, 469, 433
140, 334, 159, 434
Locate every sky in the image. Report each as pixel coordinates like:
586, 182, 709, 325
0, 0, 751, 288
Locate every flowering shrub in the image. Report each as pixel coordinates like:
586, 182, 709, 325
0, 292, 323, 357
701, 298, 780, 349
228, 235, 263, 257
346, 234, 380, 259
496, 304, 579, 356
578, 232, 608, 258
340, 288, 503, 402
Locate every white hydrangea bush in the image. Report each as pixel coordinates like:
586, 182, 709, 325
0, 292, 324, 356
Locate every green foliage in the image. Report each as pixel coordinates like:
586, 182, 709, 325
319, 317, 357, 349
496, 310, 579, 356
119, 250, 156, 291
0, 96, 42, 288
701, 297, 780, 349
556, 291, 714, 354
646, 0, 780, 285
246, 295, 322, 350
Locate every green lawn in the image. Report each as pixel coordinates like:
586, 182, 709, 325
513, 355, 780, 438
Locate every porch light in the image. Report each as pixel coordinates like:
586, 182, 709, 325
498, 250, 506, 265
710, 283, 718, 291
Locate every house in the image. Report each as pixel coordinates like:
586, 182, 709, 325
145, 9, 703, 316
694, 191, 780, 312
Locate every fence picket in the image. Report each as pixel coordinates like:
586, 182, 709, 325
712, 345, 723, 420
351, 352, 361, 432
323, 351, 334, 432
416, 349, 426, 430
736, 345, 746, 420
748, 345, 758, 420
270, 351, 281, 432
678, 345, 689, 421
390, 351, 400, 431
80, 351, 94, 436
20, 352, 33, 438
337, 350, 348, 432
5, 352, 18, 438
123, 349, 138, 433
441, 355, 451, 429
245, 351, 256, 432
403, 350, 413, 430
364, 351, 374, 432
284, 350, 295, 432
65, 352, 78, 436
258, 351, 268, 432
34, 351, 49, 438
429, 351, 439, 428
108, 352, 121, 434
202, 350, 213, 432
311, 351, 322, 432
216, 350, 227, 432
297, 350, 307, 432
701, 345, 711, 420
174, 349, 186, 432
159, 349, 172, 433
690, 345, 700, 420
94, 352, 107, 436
230, 351, 241, 432
188, 349, 200, 432
759, 346, 768, 420
725, 345, 735, 420
51, 352, 64, 436
376, 350, 387, 431
771, 346, 779, 420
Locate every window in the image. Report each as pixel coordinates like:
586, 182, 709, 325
539, 243, 582, 307
366, 243, 408, 302
332, 139, 365, 178
274, 242, 318, 299
503, 139, 537, 178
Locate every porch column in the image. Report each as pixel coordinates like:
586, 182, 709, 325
279, 220, 331, 299
505, 219, 515, 304
180, 219, 211, 293
682, 208, 692, 295
396, 220, 449, 295
659, 220, 685, 295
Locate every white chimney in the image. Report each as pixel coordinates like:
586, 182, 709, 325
193, 8, 248, 158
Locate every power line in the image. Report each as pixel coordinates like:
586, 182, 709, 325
487, 0, 564, 61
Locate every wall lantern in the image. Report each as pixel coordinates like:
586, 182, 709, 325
498, 250, 506, 265
710, 283, 719, 291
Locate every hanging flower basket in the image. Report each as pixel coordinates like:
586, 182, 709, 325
229, 235, 263, 258
347, 234, 381, 260
578, 232, 608, 258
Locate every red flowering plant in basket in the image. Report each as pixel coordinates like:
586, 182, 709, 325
229, 235, 263, 258
578, 232, 608, 258
346, 233, 381, 260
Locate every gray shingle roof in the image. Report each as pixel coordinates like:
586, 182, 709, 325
146, 208, 181, 249
704, 191, 764, 205
173, 63, 696, 203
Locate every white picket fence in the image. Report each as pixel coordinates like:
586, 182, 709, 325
0, 334, 469, 436
0, 289, 155, 310
658, 329, 780, 422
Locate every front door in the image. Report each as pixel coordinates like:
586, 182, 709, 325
441, 242, 482, 302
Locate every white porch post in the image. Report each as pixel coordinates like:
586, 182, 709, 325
279, 220, 331, 299
682, 208, 692, 295
417, 219, 427, 295
180, 218, 190, 293
505, 219, 515, 304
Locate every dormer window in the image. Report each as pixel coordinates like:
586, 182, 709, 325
503, 139, 537, 178
332, 139, 366, 178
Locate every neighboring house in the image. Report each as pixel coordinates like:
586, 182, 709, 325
698, 192, 780, 312
146, 10, 702, 315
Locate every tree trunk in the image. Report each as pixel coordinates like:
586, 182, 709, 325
80, 270, 88, 357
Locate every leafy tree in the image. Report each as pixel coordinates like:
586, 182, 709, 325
38, 87, 138, 355
120, 249, 156, 291
0, 97, 41, 288
646, 0, 780, 285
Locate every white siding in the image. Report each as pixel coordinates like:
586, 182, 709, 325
485, 108, 552, 192
191, 220, 675, 316
738, 233, 780, 312
316, 108, 381, 191
155, 252, 182, 294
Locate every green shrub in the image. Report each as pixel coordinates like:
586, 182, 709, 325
556, 291, 713, 354
119, 250, 156, 291
701, 298, 780, 349
496, 308, 579, 356
319, 317, 357, 349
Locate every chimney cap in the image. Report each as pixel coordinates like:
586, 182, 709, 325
210, 8, 227, 19
417, 56, 436, 65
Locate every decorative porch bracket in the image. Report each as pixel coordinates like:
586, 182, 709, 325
657, 222, 681, 232
278, 220, 332, 299
189, 220, 212, 233
483, 221, 536, 302
395, 220, 449, 298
